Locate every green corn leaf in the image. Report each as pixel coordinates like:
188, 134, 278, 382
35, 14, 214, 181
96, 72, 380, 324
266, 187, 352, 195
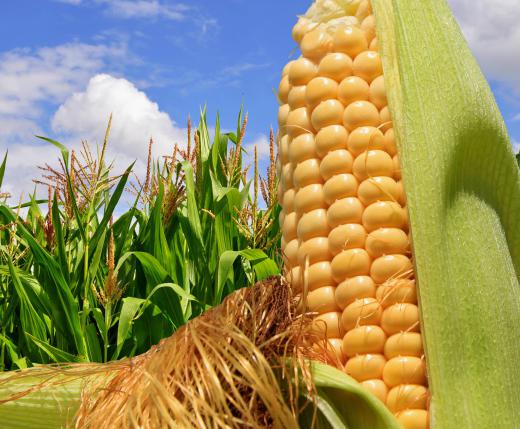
0, 266, 53, 321
0, 151, 7, 189
26, 334, 83, 363
7, 260, 48, 361
369, 0, 520, 427
180, 161, 205, 252
90, 308, 107, 348
216, 249, 279, 304
84, 323, 102, 363
51, 192, 69, 283
113, 296, 146, 360
299, 362, 401, 429
239, 249, 280, 280
117, 251, 185, 328
0, 206, 87, 358
0, 334, 29, 370
89, 162, 134, 257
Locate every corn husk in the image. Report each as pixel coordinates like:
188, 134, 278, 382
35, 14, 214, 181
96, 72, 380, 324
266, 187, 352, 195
372, 1, 520, 427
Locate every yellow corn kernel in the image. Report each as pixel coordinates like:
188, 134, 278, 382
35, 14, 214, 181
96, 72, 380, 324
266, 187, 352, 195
289, 57, 318, 86
335, 276, 376, 309
342, 325, 387, 357
312, 311, 344, 338
327, 197, 364, 228
307, 261, 335, 291
318, 53, 353, 82
333, 25, 368, 58
306, 77, 339, 108
361, 379, 388, 403
294, 184, 327, 214
377, 279, 418, 308
345, 354, 387, 382
383, 356, 427, 387
386, 385, 428, 413
320, 149, 354, 180
343, 100, 380, 131
381, 303, 421, 335
347, 126, 385, 155
338, 76, 370, 106
341, 297, 382, 331
315, 125, 349, 157
328, 223, 367, 255
311, 99, 345, 130
289, 133, 317, 163
307, 286, 339, 314
396, 409, 429, 429
323, 173, 359, 204
384, 332, 424, 359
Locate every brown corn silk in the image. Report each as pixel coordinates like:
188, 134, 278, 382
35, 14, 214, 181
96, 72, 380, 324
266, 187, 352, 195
0, 278, 331, 428
278, 1, 428, 427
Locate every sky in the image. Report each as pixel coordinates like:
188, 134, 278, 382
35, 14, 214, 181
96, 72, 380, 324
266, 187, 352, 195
0, 0, 519, 201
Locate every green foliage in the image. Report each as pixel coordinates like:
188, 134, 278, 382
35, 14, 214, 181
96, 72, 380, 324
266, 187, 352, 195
0, 109, 281, 369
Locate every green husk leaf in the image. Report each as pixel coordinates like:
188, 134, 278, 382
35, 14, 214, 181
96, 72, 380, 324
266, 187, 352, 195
0, 373, 83, 429
371, 0, 520, 427
301, 362, 402, 429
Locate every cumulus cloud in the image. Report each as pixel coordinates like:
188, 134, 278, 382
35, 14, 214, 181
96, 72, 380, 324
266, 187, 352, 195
447, 0, 520, 91
52, 74, 186, 161
243, 134, 272, 164
1, 73, 185, 200
0, 42, 131, 199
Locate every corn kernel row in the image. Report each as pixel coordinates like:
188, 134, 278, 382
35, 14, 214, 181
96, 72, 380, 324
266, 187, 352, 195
278, 2, 429, 428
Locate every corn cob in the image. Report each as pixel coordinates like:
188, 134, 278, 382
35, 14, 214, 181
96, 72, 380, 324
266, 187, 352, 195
278, 1, 428, 427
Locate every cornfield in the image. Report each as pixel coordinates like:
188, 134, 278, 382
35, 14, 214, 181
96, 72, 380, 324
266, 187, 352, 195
0, 110, 281, 370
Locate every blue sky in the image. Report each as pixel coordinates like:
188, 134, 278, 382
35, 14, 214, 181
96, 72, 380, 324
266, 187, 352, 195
0, 0, 519, 199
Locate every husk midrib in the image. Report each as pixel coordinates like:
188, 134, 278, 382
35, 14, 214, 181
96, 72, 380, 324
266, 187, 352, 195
372, 0, 520, 428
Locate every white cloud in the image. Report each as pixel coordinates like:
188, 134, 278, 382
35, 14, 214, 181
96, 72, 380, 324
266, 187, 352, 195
55, 0, 191, 20
0, 42, 127, 120
447, 0, 520, 91
97, 0, 189, 20
2, 73, 186, 200
0, 60, 185, 200
55, 0, 83, 4
512, 139, 520, 154
243, 134, 271, 164
0, 42, 131, 199
52, 74, 186, 161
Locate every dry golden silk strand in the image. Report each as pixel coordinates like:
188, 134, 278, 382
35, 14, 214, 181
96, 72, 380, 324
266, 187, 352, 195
277, 1, 429, 427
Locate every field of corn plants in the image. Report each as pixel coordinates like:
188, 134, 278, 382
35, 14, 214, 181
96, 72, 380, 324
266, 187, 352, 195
0, 110, 281, 370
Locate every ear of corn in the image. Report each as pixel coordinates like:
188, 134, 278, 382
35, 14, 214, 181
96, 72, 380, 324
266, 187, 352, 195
280, 0, 520, 428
